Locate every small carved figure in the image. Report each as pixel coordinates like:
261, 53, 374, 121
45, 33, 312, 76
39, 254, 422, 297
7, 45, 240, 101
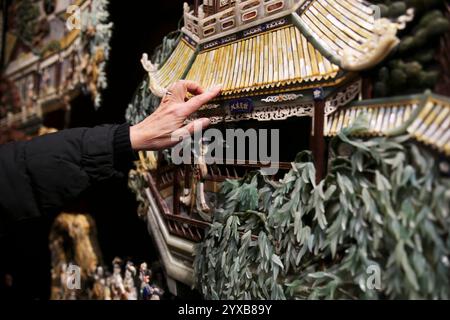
141, 271, 163, 300
180, 138, 212, 221
110, 258, 125, 300
91, 266, 106, 300
123, 261, 138, 300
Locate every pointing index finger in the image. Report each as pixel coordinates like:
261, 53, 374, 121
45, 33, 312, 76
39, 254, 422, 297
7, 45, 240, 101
183, 80, 205, 96
183, 85, 223, 115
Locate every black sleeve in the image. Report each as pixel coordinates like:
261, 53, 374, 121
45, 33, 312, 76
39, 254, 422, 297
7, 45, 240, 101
0, 123, 136, 237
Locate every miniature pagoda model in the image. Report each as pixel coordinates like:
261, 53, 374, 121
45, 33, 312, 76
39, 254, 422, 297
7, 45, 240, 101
129, 0, 450, 296
0, 0, 111, 137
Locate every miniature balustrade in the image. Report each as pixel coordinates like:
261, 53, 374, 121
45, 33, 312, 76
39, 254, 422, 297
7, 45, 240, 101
184, 0, 298, 40
0, 105, 42, 129
149, 159, 292, 242
0, 63, 62, 129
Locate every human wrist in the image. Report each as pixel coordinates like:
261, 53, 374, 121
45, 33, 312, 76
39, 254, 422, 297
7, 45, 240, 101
130, 124, 144, 151
130, 123, 156, 151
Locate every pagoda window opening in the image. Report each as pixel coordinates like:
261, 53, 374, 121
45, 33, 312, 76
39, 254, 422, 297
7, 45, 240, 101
209, 117, 312, 170
202, 0, 235, 16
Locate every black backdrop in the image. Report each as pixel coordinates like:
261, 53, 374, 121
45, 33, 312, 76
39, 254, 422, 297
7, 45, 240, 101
79, 0, 187, 271
0, 0, 189, 300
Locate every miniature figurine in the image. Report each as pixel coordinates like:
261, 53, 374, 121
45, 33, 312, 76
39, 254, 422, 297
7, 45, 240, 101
91, 266, 106, 300
123, 261, 138, 300
139, 262, 149, 283
41, 69, 51, 95
140, 272, 163, 300
110, 258, 125, 300
104, 277, 112, 300
25, 82, 36, 113
180, 138, 212, 221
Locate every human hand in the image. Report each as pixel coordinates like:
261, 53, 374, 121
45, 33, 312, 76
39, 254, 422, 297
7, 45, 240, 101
130, 81, 222, 151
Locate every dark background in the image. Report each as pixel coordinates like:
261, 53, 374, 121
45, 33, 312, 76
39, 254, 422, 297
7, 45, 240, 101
80, 0, 186, 268
0, 0, 188, 300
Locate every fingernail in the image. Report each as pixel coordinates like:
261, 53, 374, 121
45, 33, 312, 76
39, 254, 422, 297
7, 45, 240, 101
201, 118, 211, 125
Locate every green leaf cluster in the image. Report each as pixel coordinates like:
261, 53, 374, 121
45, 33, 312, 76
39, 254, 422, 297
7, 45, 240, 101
194, 128, 450, 299
14, 0, 40, 45
371, 0, 450, 97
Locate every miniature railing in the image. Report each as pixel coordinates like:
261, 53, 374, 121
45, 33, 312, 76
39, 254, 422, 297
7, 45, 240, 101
0, 107, 42, 129
147, 160, 291, 243
147, 171, 208, 243
1, 76, 67, 130
2, 49, 78, 131
184, 0, 299, 40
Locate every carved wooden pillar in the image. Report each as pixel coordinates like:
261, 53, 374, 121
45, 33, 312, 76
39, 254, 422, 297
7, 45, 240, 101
55, 60, 62, 94
312, 88, 326, 184
173, 168, 181, 215
156, 152, 164, 188
184, 164, 192, 191
194, 0, 199, 16
362, 76, 373, 100
33, 71, 40, 98
214, 0, 220, 14
184, 164, 193, 217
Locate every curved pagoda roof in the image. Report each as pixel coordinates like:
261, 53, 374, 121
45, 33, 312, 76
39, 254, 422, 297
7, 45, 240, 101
143, 0, 412, 99
325, 93, 450, 156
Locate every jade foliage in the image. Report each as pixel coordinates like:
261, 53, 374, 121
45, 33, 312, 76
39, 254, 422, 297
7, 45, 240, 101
371, 0, 450, 97
194, 122, 450, 300
14, 0, 40, 45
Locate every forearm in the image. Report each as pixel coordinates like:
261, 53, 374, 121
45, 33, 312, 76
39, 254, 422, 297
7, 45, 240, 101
0, 124, 135, 235
0, 80, 221, 237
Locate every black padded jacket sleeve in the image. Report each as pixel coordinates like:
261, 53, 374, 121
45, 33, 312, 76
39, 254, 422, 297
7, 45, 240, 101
0, 123, 135, 237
